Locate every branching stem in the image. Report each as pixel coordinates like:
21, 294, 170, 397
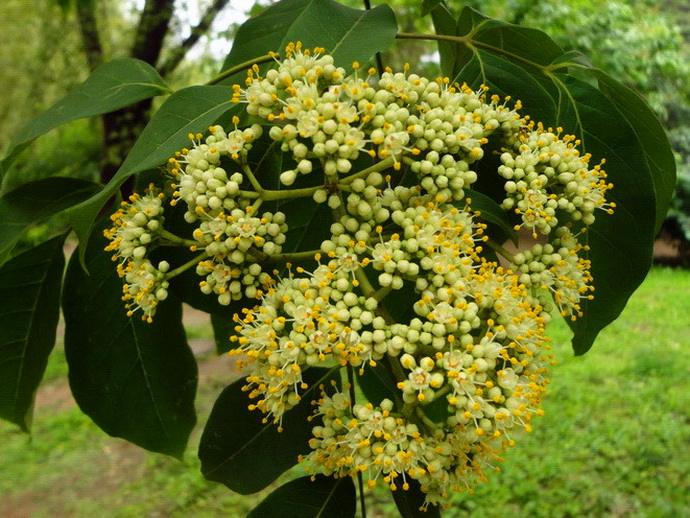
207, 54, 275, 85
339, 157, 395, 185
165, 251, 208, 279
242, 163, 265, 193
158, 228, 197, 248
262, 249, 320, 264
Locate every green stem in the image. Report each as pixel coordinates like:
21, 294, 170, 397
262, 249, 320, 264
262, 185, 322, 201
206, 53, 275, 85
388, 355, 407, 383
396, 32, 547, 74
166, 251, 208, 279
242, 163, 264, 193
485, 238, 516, 263
346, 365, 367, 518
415, 407, 438, 431
354, 268, 377, 298
340, 157, 395, 185
158, 228, 198, 248
372, 285, 392, 302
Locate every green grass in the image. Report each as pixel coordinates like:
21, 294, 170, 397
1, 267, 689, 517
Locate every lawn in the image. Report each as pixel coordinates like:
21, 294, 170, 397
1, 267, 688, 517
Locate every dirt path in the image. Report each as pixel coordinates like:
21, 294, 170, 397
0, 306, 243, 518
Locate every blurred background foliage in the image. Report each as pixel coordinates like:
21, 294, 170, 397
1, 0, 689, 249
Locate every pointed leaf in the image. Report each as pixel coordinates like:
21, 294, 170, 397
221, 0, 397, 82
0, 178, 99, 267
594, 71, 676, 233
0, 236, 66, 431
210, 312, 235, 354
62, 220, 197, 457
199, 367, 340, 494
392, 478, 440, 518
69, 88, 242, 264
430, 7, 665, 354
1, 58, 169, 175
248, 475, 356, 518
562, 77, 655, 354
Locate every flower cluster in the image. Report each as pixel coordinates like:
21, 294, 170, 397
498, 128, 614, 235
233, 42, 521, 205
104, 44, 614, 506
104, 189, 170, 322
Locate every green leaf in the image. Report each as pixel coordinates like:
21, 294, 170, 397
62, 220, 197, 457
562, 77, 655, 354
456, 7, 564, 67
0, 58, 169, 176
0, 178, 99, 266
465, 189, 517, 243
0, 236, 66, 431
199, 367, 340, 494
430, 7, 663, 354
392, 478, 440, 518
282, 201, 333, 254
248, 475, 356, 518
210, 312, 235, 354
221, 0, 397, 81
356, 360, 400, 406
69, 87, 242, 266
429, 2, 461, 77
421, 0, 444, 17
594, 71, 676, 233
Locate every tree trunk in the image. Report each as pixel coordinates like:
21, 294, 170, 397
95, 0, 175, 185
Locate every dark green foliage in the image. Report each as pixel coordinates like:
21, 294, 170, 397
392, 478, 440, 518
62, 221, 197, 458
0, 178, 98, 266
0, 235, 66, 431
248, 475, 356, 518
198, 367, 340, 494
221, 0, 397, 83
357, 360, 400, 406
427, 2, 673, 353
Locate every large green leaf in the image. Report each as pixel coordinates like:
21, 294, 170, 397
0, 58, 169, 176
221, 0, 397, 83
210, 312, 235, 354
594, 71, 676, 233
199, 367, 339, 494
562, 77, 654, 354
248, 475, 356, 518
62, 221, 197, 457
464, 189, 518, 244
431, 6, 663, 353
69, 87, 241, 265
0, 177, 99, 266
392, 478, 440, 518
0, 236, 66, 431
429, 2, 462, 77
356, 360, 400, 406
